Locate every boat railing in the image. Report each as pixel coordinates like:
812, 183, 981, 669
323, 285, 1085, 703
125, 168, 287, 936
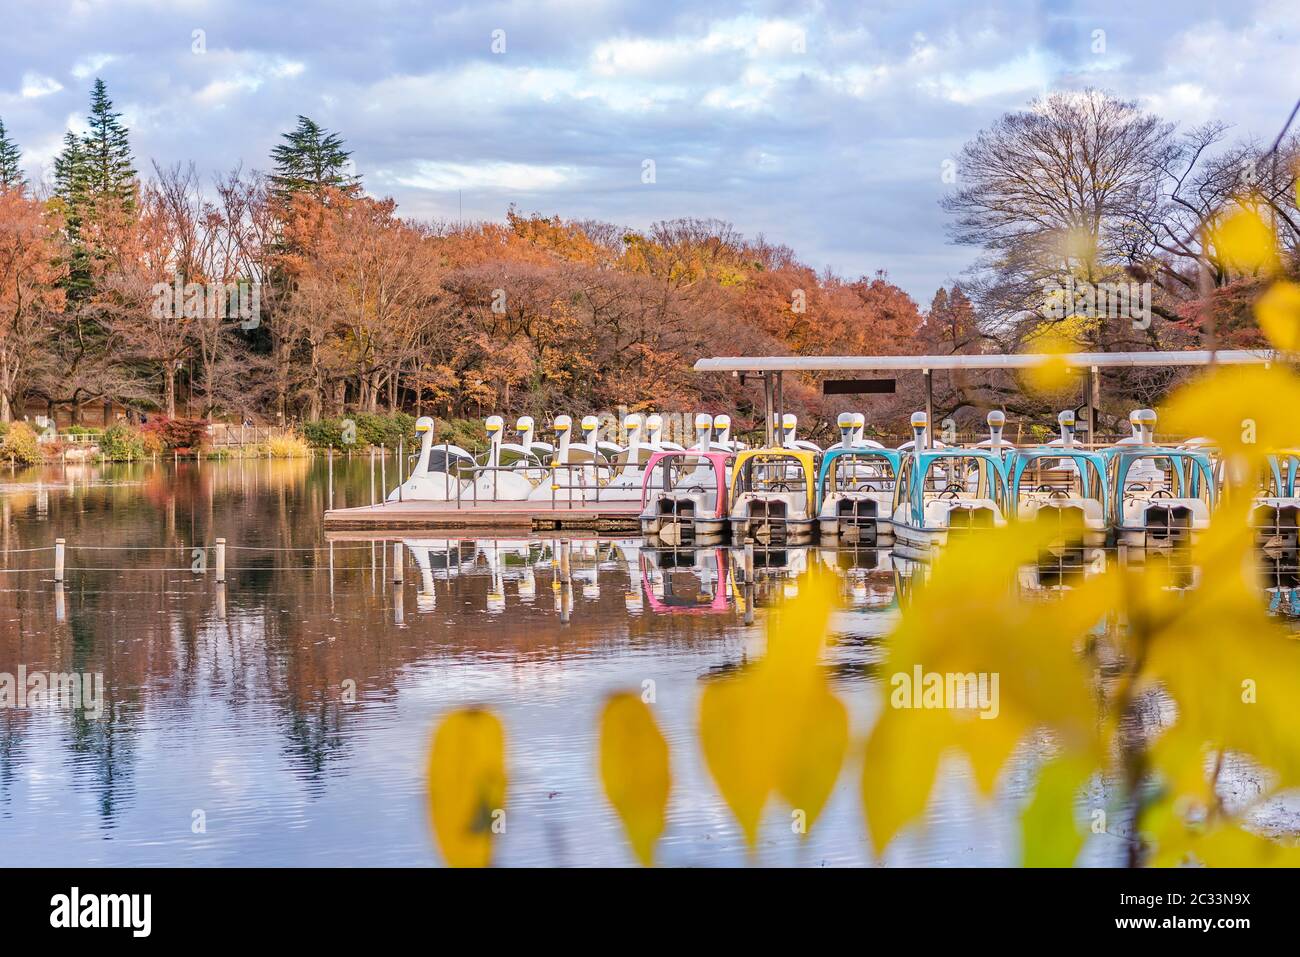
443, 457, 673, 510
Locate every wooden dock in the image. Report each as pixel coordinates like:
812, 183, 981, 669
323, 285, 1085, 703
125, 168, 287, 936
323, 500, 642, 532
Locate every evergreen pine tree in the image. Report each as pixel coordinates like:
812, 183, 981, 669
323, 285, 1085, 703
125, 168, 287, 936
53, 131, 87, 211
0, 118, 23, 190
81, 78, 136, 206
270, 116, 360, 198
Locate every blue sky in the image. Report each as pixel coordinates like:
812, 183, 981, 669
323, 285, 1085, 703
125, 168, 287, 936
1, 0, 1296, 301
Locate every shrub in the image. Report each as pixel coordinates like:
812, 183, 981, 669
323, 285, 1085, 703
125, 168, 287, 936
436, 417, 488, 452
1, 422, 40, 465
302, 417, 354, 449
100, 422, 145, 461
302, 413, 417, 450
354, 412, 416, 449
141, 417, 210, 451
265, 432, 311, 458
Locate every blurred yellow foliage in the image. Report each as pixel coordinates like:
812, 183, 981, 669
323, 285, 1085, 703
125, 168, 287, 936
700, 571, 846, 849
427, 708, 507, 867
599, 693, 671, 866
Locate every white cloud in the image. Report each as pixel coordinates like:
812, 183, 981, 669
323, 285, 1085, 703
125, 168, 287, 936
394, 160, 578, 192
71, 53, 118, 79
21, 73, 63, 98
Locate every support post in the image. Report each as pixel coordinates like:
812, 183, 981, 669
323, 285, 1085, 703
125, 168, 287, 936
923, 369, 934, 448
1089, 365, 1101, 447
54, 538, 65, 583
392, 541, 404, 584
763, 373, 775, 447
776, 371, 785, 446
215, 538, 226, 584
742, 543, 754, 585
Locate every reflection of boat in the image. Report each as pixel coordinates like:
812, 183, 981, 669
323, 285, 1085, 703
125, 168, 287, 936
1252, 452, 1300, 550
639, 548, 731, 615
890, 413, 1009, 557
729, 448, 818, 545
816, 447, 901, 544
639, 450, 731, 545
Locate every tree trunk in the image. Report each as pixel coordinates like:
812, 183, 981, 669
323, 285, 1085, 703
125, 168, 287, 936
165, 366, 177, 418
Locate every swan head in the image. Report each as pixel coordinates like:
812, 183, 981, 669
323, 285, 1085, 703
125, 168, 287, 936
1057, 409, 1075, 428
553, 414, 572, 434
516, 415, 534, 433
415, 416, 434, 434
580, 414, 599, 438
623, 412, 643, 431
485, 415, 504, 435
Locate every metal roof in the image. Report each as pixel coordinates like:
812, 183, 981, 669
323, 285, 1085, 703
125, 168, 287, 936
693, 350, 1275, 373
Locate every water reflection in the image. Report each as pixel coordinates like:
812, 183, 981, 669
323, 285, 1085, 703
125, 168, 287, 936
0, 457, 1296, 864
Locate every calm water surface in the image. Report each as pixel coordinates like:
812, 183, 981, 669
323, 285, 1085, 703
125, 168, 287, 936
0, 456, 1291, 866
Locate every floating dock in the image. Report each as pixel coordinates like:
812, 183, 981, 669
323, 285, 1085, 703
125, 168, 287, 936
323, 500, 641, 532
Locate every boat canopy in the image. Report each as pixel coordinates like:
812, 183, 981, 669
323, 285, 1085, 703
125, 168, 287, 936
816, 447, 902, 510
1109, 448, 1217, 506
729, 448, 819, 501
639, 450, 732, 515
1008, 448, 1109, 505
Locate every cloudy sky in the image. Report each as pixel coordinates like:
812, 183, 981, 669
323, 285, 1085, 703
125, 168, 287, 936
1, 0, 1296, 300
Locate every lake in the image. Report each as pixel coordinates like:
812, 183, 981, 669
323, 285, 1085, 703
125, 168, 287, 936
0, 455, 1292, 866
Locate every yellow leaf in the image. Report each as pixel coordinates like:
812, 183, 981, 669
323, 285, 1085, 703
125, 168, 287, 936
699, 676, 771, 848
862, 702, 946, 854
1161, 364, 1300, 468
699, 570, 845, 847
862, 517, 1113, 854
1021, 754, 1093, 867
1024, 336, 1074, 397
1255, 280, 1300, 352
1151, 816, 1300, 868
1210, 206, 1279, 274
776, 686, 848, 837
427, 708, 507, 867
599, 692, 671, 866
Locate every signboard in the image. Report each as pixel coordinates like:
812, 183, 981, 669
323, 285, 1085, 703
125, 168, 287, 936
822, 378, 896, 395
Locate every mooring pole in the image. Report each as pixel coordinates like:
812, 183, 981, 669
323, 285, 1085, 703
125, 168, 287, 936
370, 449, 377, 507
380, 445, 387, 504
327, 446, 334, 508
54, 538, 65, 583
742, 542, 754, 585
392, 541, 404, 584
215, 537, 226, 583
559, 539, 572, 585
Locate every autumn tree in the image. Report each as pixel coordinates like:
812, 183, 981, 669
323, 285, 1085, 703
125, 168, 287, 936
0, 190, 66, 420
